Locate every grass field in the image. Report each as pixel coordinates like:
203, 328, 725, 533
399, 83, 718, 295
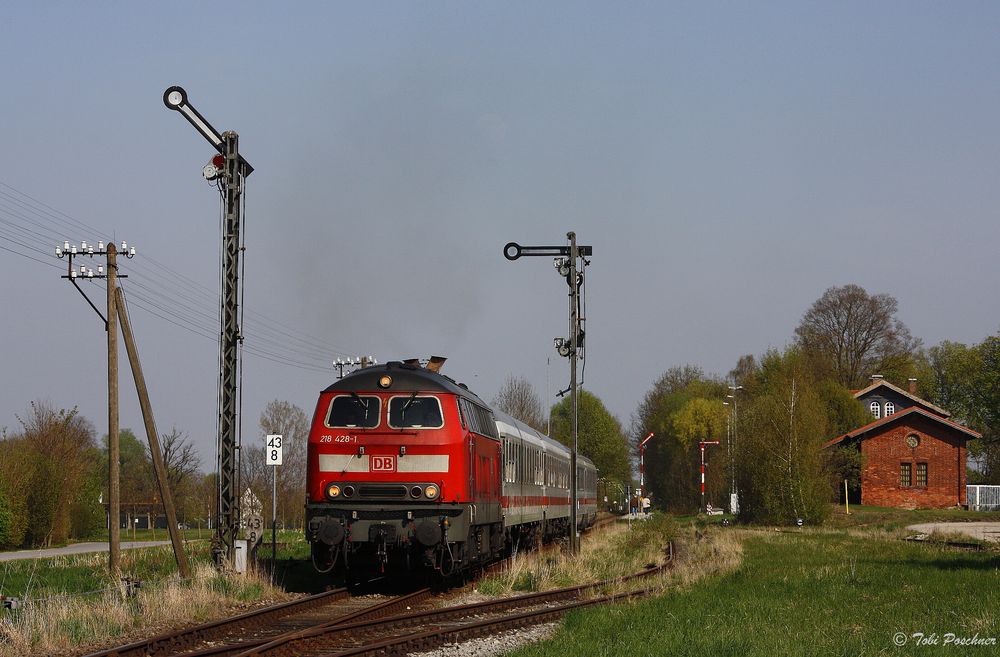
0, 532, 308, 656
511, 516, 1000, 657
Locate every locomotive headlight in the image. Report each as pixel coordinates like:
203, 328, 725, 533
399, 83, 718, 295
326, 483, 341, 499
378, 375, 392, 388
424, 485, 439, 499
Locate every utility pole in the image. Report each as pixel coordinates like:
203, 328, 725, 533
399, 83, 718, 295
116, 288, 191, 578
726, 384, 743, 515
164, 86, 253, 568
503, 234, 592, 555
106, 243, 120, 576
57, 239, 133, 576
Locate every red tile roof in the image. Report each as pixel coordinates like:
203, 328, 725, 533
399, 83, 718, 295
824, 406, 981, 449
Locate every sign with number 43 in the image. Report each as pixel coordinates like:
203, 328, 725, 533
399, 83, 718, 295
266, 434, 283, 466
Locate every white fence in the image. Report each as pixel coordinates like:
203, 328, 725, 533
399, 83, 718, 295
967, 485, 1000, 511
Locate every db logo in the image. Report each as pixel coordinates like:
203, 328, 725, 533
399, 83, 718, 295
371, 455, 396, 472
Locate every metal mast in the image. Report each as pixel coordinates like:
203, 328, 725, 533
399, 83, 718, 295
163, 86, 253, 567
503, 234, 591, 555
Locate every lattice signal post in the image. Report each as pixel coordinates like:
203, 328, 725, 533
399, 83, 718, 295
164, 85, 253, 568
503, 232, 592, 555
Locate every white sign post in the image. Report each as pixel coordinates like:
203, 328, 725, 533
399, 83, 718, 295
265, 434, 282, 581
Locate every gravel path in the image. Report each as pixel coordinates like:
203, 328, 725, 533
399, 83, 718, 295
906, 522, 1000, 542
408, 622, 559, 657
0, 541, 172, 562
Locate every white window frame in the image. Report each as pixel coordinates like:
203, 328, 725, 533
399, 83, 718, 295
387, 395, 445, 429
870, 401, 881, 418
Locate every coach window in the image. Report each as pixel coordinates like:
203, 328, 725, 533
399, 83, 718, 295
326, 395, 380, 428
388, 395, 444, 428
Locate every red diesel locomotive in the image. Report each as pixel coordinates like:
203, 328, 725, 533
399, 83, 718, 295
305, 360, 597, 578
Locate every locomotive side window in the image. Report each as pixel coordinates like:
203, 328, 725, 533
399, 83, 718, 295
326, 395, 380, 428
459, 398, 500, 440
388, 395, 444, 428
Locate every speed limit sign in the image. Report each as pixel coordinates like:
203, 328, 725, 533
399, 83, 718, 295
266, 434, 283, 466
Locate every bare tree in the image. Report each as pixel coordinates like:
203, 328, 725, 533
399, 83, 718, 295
154, 427, 201, 521
794, 284, 920, 388
492, 374, 546, 433
258, 400, 310, 529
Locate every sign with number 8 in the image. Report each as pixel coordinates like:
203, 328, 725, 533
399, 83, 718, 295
266, 434, 283, 466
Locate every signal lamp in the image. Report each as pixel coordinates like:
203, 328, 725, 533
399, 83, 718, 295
424, 485, 439, 499
410, 486, 422, 499
326, 484, 341, 499
343, 485, 355, 498
378, 375, 392, 388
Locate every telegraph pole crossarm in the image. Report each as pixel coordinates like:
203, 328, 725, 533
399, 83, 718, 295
503, 234, 592, 555
56, 240, 133, 576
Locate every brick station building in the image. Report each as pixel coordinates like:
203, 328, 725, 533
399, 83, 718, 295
824, 377, 980, 509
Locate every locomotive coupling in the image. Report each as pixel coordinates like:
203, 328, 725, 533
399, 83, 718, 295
309, 516, 345, 546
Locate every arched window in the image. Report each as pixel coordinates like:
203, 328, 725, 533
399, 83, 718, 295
885, 402, 895, 416
870, 401, 881, 418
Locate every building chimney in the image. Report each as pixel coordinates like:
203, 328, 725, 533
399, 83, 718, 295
870, 374, 884, 385
908, 378, 917, 395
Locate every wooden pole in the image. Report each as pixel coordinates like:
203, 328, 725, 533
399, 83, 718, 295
115, 287, 191, 578
107, 243, 121, 575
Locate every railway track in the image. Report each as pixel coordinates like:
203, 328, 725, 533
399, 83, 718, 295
82, 533, 669, 657
221, 542, 673, 657
78, 586, 432, 657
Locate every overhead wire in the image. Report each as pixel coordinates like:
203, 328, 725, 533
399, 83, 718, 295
0, 179, 359, 372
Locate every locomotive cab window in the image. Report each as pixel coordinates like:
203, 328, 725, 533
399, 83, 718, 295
388, 395, 444, 428
326, 395, 380, 428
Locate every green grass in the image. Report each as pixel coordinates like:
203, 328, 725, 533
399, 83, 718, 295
511, 526, 1000, 657
0, 529, 310, 602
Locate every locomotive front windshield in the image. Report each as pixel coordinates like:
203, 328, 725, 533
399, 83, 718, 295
388, 395, 443, 428
326, 395, 380, 428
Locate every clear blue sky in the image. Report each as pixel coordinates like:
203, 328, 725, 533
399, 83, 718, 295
2, 2, 999, 466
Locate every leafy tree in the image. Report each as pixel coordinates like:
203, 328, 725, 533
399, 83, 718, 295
794, 284, 920, 389
113, 429, 154, 508
12, 402, 97, 546
923, 335, 1000, 482
630, 366, 727, 512
737, 349, 834, 524
492, 374, 546, 433
672, 398, 727, 449
550, 390, 630, 486
0, 489, 14, 548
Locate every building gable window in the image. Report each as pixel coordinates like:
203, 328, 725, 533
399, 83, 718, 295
870, 401, 881, 418
900, 462, 912, 487
885, 402, 895, 416
916, 463, 927, 487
